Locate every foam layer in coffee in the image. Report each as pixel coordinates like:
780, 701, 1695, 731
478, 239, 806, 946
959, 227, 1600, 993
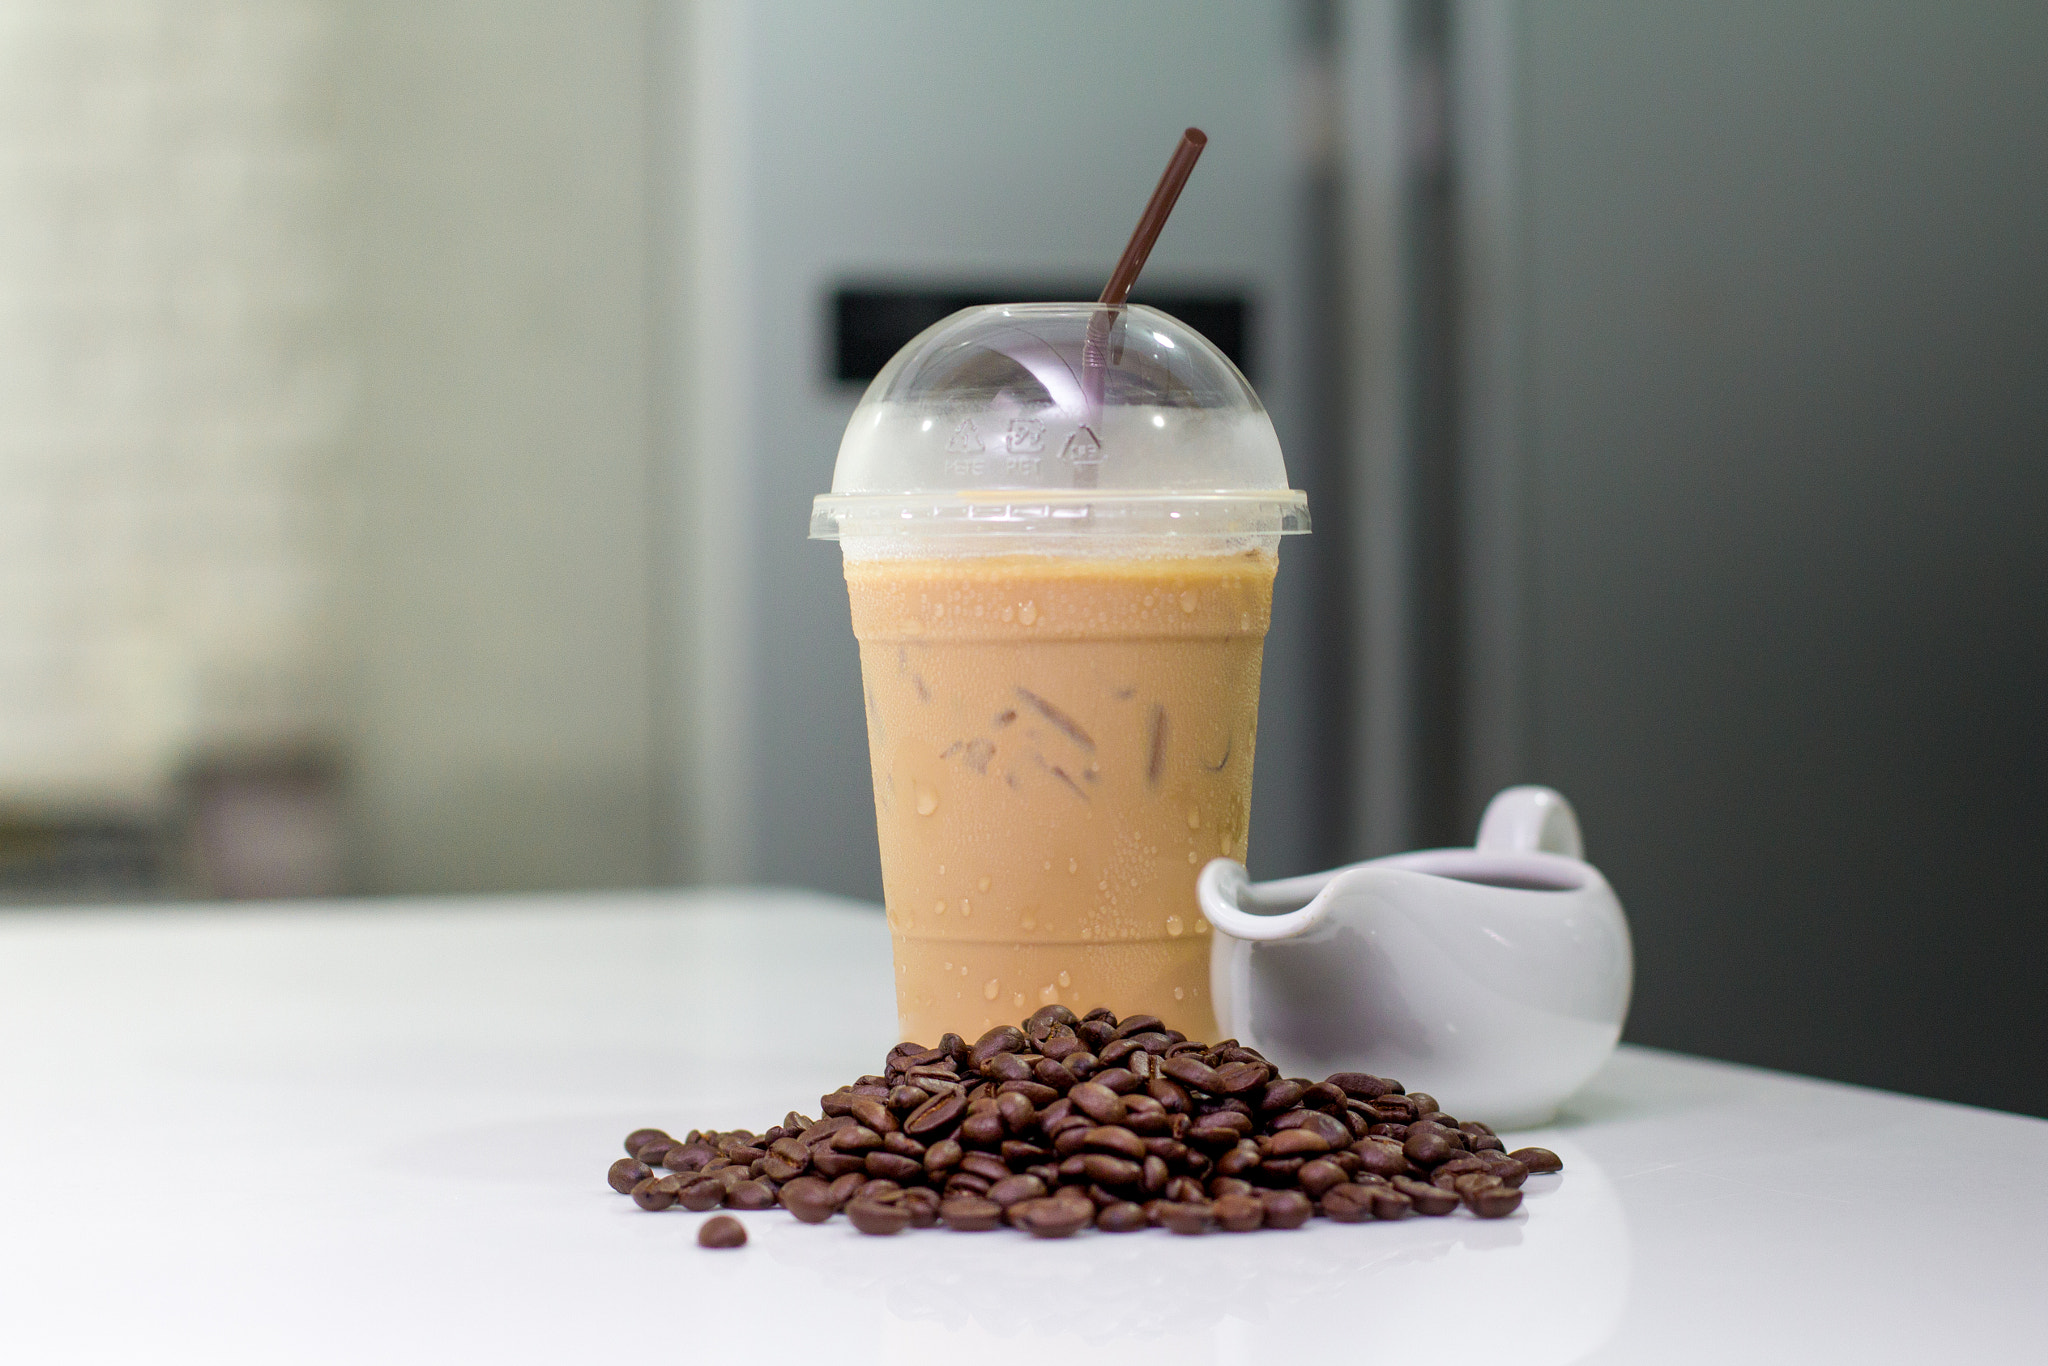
846, 551, 1277, 1042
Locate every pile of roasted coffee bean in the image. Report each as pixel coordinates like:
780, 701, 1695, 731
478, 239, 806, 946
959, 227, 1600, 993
607, 1005, 1562, 1241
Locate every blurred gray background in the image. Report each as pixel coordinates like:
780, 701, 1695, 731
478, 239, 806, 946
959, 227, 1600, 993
0, 1, 2040, 1116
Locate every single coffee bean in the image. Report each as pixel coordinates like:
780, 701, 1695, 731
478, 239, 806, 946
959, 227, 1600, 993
959, 1111, 1005, 1146
1039, 1027, 1083, 1062
1091, 1067, 1142, 1096
1404, 1092, 1437, 1116
857, 1178, 904, 1203
1025, 1003, 1080, 1041
661, 1143, 715, 1172
826, 1172, 865, 1206
1392, 1174, 1461, 1215
1480, 1156, 1530, 1188
982, 1052, 1035, 1084
624, 1127, 673, 1158
901, 1187, 942, 1228
1368, 1187, 1415, 1220
846, 1199, 912, 1236
848, 1097, 898, 1135
1326, 1072, 1398, 1100
779, 1177, 837, 1223
968, 1025, 1029, 1070
830, 1125, 882, 1154
1261, 1189, 1314, 1229
922, 1137, 963, 1178
1258, 1079, 1307, 1114
760, 1153, 806, 1183
1081, 1153, 1142, 1187
1110, 1013, 1165, 1040
1164, 1175, 1207, 1204
1297, 1157, 1347, 1198
608, 1158, 652, 1194
1148, 1077, 1193, 1113
1068, 1082, 1125, 1125
1142, 1154, 1170, 1195
724, 1180, 777, 1210
1352, 1140, 1412, 1180
630, 1176, 676, 1211
1405, 1128, 1458, 1166
1212, 1062, 1271, 1096
939, 1195, 1004, 1231
1269, 1128, 1333, 1157
888, 1084, 928, 1113
1468, 1185, 1524, 1218
864, 1151, 922, 1182
1319, 1183, 1376, 1223
987, 1174, 1047, 1208
811, 1150, 866, 1179
678, 1177, 724, 1212
1033, 1057, 1078, 1090
1214, 1192, 1264, 1232
1157, 1201, 1215, 1236
1013, 1197, 1091, 1238
1081, 1125, 1147, 1161
1161, 1055, 1227, 1093
1097, 1201, 1148, 1232
1509, 1146, 1564, 1174
1000, 1139, 1051, 1166
1208, 1176, 1256, 1200
996, 1091, 1036, 1135
799, 1115, 853, 1144
697, 1214, 747, 1249
880, 1131, 925, 1159
959, 1151, 1010, 1184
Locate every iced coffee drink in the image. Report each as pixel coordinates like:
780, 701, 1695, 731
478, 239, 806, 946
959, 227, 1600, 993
813, 304, 1307, 1043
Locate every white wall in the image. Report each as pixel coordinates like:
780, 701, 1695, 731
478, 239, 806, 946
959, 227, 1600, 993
335, 1, 658, 892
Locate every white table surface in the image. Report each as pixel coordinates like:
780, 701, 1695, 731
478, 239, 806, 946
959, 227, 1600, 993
3, 890, 2044, 1364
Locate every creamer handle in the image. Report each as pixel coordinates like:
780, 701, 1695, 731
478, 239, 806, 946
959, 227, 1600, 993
1475, 786, 1584, 860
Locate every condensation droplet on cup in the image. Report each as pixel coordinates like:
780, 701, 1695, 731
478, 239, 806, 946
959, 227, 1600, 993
1002, 606, 1014, 622
1057, 970, 1071, 988
1187, 809, 1201, 829
1067, 858, 1078, 874
960, 899, 972, 917
1021, 911, 1036, 931
933, 901, 946, 916
1012, 992, 1025, 1008
978, 876, 991, 892
1166, 915, 1184, 937
1194, 917, 1209, 935
916, 786, 939, 816
1038, 983, 1059, 1005
983, 978, 1000, 1001
1018, 602, 1037, 626
1180, 591, 1198, 613
1174, 986, 1186, 1000
1187, 850, 1198, 864
959, 964, 969, 975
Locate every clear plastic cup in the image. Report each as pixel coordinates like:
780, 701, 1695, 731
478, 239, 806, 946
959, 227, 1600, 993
812, 303, 1308, 1044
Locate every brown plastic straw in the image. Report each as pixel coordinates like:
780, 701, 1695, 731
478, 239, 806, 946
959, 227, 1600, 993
1099, 128, 1208, 306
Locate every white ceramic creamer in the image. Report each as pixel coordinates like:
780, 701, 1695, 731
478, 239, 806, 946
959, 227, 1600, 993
1197, 787, 1632, 1128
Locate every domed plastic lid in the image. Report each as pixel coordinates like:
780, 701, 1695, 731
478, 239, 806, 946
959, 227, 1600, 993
811, 303, 1309, 550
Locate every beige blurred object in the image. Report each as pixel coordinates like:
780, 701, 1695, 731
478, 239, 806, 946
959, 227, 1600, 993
180, 747, 346, 900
